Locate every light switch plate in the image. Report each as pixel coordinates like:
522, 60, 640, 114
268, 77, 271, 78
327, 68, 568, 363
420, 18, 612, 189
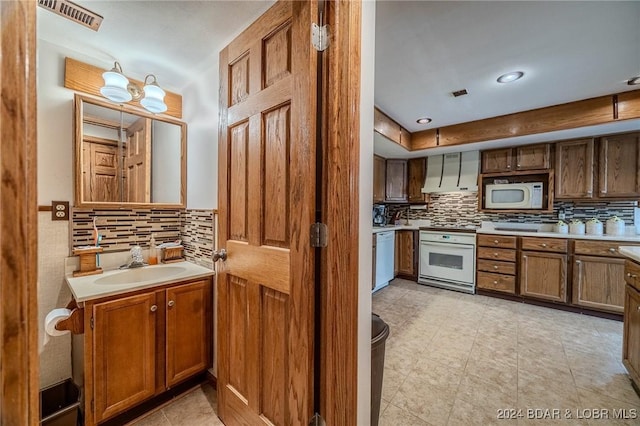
51, 201, 69, 221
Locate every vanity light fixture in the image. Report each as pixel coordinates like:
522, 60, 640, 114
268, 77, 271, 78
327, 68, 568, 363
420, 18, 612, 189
497, 71, 524, 84
100, 61, 168, 114
627, 76, 640, 86
416, 117, 432, 124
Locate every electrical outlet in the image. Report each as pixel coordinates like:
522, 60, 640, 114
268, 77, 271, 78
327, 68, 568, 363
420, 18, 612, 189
51, 201, 69, 221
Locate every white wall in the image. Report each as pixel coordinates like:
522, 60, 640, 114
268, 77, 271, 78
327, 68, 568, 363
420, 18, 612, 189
358, 1, 376, 424
152, 120, 182, 203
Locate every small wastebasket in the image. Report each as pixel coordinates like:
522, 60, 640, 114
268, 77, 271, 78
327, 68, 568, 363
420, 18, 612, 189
371, 313, 390, 426
40, 379, 80, 426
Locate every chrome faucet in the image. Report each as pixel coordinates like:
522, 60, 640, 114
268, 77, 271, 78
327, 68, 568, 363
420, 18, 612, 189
120, 245, 146, 269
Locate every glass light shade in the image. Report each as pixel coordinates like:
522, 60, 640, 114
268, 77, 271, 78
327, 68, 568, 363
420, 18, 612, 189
100, 70, 132, 102
141, 82, 167, 113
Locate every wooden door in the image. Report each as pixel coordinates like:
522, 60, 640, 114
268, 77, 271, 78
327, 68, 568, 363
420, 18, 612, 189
573, 256, 625, 313
217, 1, 316, 424
93, 292, 157, 422
520, 251, 567, 302
555, 138, 594, 199
84, 140, 121, 202
373, 155, 386, 203
166, 280, 211, 387
124, 117, 151, 203
599, 132, 640, 198
407, 158, 426, 203
385, 159, 408, 202
623, 284, 640, 385
516, 143, 550, 170
481, 148, 512, 173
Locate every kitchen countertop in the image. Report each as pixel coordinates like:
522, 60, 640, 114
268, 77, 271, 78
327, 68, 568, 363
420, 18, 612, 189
65, 261, 215, 303
618, 246, 640, 263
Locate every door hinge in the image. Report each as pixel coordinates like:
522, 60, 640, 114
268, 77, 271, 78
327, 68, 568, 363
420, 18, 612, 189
309, 413, 326, 426
310, 223, 328, 248
311, 23, 329, 51
90, 316, 94, 329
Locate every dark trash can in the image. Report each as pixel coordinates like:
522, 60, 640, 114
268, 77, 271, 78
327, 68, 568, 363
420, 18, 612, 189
371, 313, 390, 426
40, 379, 80, 426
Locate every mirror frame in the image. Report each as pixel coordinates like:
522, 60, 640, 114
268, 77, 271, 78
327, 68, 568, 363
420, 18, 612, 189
74, 93, 187, 208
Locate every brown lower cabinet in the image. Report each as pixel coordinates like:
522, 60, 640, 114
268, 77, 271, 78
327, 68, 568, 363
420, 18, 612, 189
572, 256, 625, 313
88, 279, 212, 424
520, 251, 568, 302
476, 234, 517, 294
623, 260, 640, 391
395, 230, 417, 280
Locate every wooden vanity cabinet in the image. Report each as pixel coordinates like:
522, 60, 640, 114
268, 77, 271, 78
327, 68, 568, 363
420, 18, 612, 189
623, 260, 640, 392
87, 279, 212, 424
520, 237, 568, 303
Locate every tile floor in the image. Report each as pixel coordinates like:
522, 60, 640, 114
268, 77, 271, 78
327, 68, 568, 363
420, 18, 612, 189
131, 278, 640, 425
374, 279, 640, 425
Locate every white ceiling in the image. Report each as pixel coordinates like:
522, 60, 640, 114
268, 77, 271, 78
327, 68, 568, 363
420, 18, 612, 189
375, 1, 640, 133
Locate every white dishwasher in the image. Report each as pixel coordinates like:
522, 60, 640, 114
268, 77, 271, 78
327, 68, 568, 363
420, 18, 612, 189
374, 231, 395, 292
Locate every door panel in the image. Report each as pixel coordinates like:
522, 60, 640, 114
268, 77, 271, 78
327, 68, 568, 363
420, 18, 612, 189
217, 2, 316, 424
124, 117, 151, 202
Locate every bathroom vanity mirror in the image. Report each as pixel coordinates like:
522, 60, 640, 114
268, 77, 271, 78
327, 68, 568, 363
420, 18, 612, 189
74, 94, 186, 208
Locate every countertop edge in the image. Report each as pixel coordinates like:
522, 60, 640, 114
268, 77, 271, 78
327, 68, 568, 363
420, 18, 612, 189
477, 229, 640, 242
618, 246, 640, 263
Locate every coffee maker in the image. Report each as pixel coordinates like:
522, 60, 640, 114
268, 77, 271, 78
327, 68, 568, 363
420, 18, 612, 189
373, 205, 387, 226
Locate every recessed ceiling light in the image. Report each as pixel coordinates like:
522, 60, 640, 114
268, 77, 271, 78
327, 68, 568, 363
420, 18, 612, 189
497, 71, 524, 84
627, 76, 640, 86
416, 117, 432, 124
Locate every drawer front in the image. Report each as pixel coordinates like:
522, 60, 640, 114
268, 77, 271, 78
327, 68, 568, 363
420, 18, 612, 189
574, 240, 638, 258
477, 272, 516, 294
625, 260, 640, 291
521, 237, 568, 253
477, 234, 517, 249
477, 259, 516, 275
477, 247, 517, 262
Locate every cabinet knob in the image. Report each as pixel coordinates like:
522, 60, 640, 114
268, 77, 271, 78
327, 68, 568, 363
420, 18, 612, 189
168, 300, 175, 307
494, 252, 498, 257
517, 164, 521, 168
637, 306, 640, 312
541, 243, 547, 247
150, 305, 158, 312
493, 281, 498, 285
609, 248, 616, 252
493, 265, 498, 270
576, 260, 581, 264
494, 240, 499, 244
507, 165, 511, 169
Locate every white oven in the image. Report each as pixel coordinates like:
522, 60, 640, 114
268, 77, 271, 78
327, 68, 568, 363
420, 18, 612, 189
419, 230, 476, 293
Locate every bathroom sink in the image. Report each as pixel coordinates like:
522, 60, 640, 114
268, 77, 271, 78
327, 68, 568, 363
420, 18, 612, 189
94, 266, 187, 285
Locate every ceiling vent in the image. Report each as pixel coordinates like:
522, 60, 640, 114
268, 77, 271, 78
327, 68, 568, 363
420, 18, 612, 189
451, 89, 468, 97
38, 0, 103, 31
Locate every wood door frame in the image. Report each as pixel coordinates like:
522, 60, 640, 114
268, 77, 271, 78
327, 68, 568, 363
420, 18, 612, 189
0, 0, 39, 424
320, 1, 362, 424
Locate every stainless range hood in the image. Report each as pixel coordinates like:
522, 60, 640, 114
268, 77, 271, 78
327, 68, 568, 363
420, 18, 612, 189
421, 151, 479, 193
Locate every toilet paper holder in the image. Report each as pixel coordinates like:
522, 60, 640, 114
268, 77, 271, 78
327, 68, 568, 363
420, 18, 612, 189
54, 300, 84, 334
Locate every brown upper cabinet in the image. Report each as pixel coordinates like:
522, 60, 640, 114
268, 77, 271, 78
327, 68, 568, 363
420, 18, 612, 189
373, 155, 386, 203
385, 159, 408, 202
598, 132, 640, 198
481, 143, 550, 173
374, 107, 411, 150
555, 138, 595, 199
407, 158, 427, 203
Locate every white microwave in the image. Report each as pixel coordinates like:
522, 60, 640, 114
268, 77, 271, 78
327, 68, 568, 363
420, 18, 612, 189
485, 182, 543, 209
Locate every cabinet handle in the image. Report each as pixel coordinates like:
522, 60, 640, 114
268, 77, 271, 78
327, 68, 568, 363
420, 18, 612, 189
609, 248, 616, 252
494, 252, 499, 257
507, 165, 511, 169
150, 305, 158, 312
493, 265, 499, 269
628, 273, 638, 278
517, 164, 521, 168
168, 300, 175, 307
576, 260, 581, 264
494, 240, 499, 244
541, 243, 547, 247
523, 255, 527, 259
637, 306, 640, 312
587, 190, 592, 195
493, 281, 498, 285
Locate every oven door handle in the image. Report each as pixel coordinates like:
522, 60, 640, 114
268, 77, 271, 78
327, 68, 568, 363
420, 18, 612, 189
420, 242, 475, 250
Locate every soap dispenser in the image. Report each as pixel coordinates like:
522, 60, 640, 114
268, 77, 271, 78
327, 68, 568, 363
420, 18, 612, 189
149, 234, 158, 265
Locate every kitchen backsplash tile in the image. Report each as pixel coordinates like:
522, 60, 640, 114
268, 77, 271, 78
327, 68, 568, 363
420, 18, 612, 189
181, 209, 215, 269
388, 193, 637, 228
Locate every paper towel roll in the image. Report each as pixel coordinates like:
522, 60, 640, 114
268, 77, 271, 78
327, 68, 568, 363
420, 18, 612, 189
45, 308, 72, 337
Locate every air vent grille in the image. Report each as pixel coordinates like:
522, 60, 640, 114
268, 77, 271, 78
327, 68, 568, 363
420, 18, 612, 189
452, 89, 468, 97
38, 0, 103, 31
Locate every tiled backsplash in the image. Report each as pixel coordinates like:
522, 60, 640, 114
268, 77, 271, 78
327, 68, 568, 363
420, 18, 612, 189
72, 208, 216, 268
389, 192, 637, 228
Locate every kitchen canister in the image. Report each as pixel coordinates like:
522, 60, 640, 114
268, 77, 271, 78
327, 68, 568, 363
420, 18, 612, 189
606, 216, 626, 236
554, 220, 568, 234
586, 218, 603, 236
569, 219, 585, 235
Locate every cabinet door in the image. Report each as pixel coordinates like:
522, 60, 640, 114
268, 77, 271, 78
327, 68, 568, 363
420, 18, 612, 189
623, 284, 640, 387
555, 139, 594, 199
396, 231, 414, 277
385, 159, 408, 202
481, 148, 513, 173
166, 280, 211, 387
520, 251, 567, 302
373, 155, 386, 203
516, 143, 550, 170
93, 292, 157, 422
407, 158, 426, 203
599, 132, 640, 198
573, 256, 625, 313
